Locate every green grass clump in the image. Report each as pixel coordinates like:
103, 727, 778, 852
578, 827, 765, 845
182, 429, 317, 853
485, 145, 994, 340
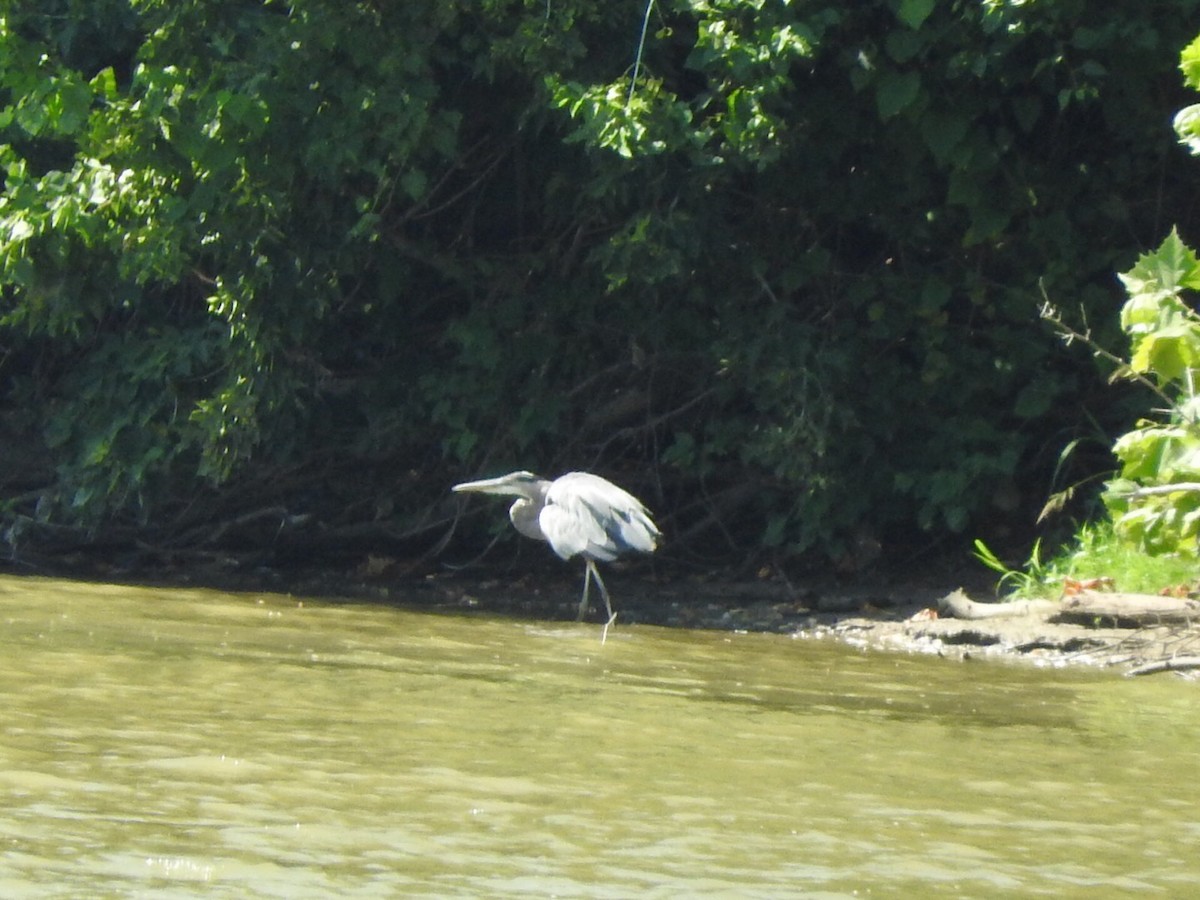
974, 523, 1199, 599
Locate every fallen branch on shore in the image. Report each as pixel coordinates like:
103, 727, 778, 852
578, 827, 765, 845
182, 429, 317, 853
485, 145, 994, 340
937, 589, 1057, 620
1127, 655, 1200, 677
938, 587, 1200, 629
1054, 590, 1200, 627
906, 589, 1200, 676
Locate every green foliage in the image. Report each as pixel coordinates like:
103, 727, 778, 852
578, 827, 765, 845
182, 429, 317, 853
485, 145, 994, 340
1119, 230, 1200, 336
973, 537, 1051, 596
532, 0, 1200, 557
34, 324, 224, 520
1056, 521, 1200, 594
1175, 35, 1200, 154
0, 0, 1199, 563
1102, 229, 1200, 556
0, 0, 468, 522
1011, 34, 1200, 586
976, 522, 1200, 599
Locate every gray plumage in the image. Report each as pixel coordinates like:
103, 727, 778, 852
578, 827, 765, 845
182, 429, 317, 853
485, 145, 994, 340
451, 470, 660, 621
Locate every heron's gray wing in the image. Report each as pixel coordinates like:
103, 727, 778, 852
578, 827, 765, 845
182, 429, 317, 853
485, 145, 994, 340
541, 472, 660, 561
538, 501, 613, 561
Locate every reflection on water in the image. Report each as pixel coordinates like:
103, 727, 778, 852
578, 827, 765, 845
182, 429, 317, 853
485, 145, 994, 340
1, 575, 1198, 897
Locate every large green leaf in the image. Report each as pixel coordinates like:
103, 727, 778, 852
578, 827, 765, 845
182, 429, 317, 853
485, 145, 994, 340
1181, 33, 1200, 89
895, 0, 936, 30
875, 69, 921, 119
1119, 227, 1200, 298
1128, 324, 1200, 381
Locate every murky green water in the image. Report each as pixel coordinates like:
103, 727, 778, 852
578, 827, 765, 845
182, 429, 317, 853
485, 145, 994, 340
2, 575, 1198, 897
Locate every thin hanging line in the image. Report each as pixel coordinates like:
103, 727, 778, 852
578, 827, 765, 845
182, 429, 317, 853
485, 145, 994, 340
627, 0, 655, 111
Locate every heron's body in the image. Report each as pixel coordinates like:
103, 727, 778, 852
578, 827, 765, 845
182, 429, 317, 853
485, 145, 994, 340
451, 470, 660, 621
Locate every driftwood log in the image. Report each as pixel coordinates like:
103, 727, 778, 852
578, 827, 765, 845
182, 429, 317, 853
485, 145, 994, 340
1054, 590, 1200, 627
1056, 592, 1200, 628
937, 589, 1057, 620
939, 588, 1200, 628
1127, 656, 1200, 677
932, 588, 1200, 677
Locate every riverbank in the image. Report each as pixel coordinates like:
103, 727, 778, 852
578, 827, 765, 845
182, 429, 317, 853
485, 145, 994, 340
12, 555, 1199, 677
287, 562, 1200, 678
427, 572, 1200, 677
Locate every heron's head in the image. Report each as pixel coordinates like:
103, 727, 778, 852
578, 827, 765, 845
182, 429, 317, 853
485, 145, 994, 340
451, 470, 545, 498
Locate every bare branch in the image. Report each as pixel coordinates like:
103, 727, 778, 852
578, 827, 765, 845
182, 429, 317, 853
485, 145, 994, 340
1116, 482, 1200, 499
1038, 291, 1172, 407
1128, 655, 1200, 676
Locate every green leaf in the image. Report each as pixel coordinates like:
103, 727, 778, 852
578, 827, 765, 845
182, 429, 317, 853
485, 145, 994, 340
1118, 228, 1200, 304
875, 70, 921, 120
1012, 96, 1041, 134
896, 0, 936, 30
885, 30, 924, 64
1181, 34, 1200, 90
1013, 381, 1052, 419
921, 112, 969, 164
90, 67, 118, 102
400, 168, 427, 200
54, 79, 93, 135
1128, 325, 1200, 382
1174, 104, 1200, 156
1112, 425, 1187, 481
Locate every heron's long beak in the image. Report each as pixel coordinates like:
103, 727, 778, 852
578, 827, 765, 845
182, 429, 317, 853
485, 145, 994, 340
451, 475, 521, 496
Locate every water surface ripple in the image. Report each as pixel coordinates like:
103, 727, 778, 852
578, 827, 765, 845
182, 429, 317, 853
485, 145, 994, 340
1, 576, 1197, 897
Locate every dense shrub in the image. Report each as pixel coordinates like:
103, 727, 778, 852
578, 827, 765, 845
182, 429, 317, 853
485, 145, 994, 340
1, 0, 1199, 566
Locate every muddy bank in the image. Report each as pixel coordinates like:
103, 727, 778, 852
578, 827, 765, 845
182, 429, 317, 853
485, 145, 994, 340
407, 570, 1200, 678
14, 555, 1200, 678
824, 596, 1200, 677
299, 565, 1200, 679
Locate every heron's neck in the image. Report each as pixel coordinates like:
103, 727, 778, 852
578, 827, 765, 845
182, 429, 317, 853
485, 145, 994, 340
508, 497, 547, 542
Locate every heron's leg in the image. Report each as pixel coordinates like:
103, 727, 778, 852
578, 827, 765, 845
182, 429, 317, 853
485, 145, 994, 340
576, 560, 593, 621
589, 559, 615, 622
600, 613, 615, 645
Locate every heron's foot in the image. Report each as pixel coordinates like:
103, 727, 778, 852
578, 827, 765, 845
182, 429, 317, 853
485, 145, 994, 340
600, 611, 617, 644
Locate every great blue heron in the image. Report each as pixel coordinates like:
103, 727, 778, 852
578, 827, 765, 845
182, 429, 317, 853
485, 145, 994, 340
451, 470, 660, 623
